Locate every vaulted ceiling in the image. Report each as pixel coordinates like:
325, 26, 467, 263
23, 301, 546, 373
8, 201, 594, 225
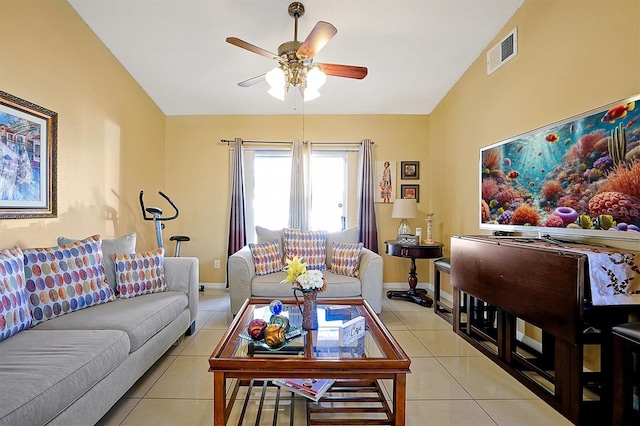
68, 0, 524, 115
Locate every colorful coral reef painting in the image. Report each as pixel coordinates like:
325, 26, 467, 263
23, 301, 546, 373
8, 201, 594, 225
480, 93, 640, 241
0, 91, 57, 218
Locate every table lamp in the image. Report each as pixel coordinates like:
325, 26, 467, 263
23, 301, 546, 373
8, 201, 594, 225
391, 198, 418, 236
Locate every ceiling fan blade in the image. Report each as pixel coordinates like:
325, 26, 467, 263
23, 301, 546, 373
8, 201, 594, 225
316, 63, 368, 79
296, 21, 337, 60
238, 74, 266, 87
226, 37, 278, 60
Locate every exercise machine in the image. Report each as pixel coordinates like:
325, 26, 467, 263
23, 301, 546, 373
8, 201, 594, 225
139, 190, 191, 255
139, 191, 202, 292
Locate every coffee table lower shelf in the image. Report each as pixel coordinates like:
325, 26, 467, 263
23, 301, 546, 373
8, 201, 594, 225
227, 378, 394, 425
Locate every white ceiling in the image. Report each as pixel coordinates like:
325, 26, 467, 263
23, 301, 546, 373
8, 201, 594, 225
68, 0, 524, 116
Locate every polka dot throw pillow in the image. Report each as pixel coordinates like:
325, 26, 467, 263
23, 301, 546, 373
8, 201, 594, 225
249, 239, 283, 275
23, 235, 116, 326
113, 248, 167, 298
283, 228, 328, 271
331, 242, 364, 277
0, 246, 31, 341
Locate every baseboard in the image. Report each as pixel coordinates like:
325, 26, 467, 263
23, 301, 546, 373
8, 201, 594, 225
200, 282, 227, 290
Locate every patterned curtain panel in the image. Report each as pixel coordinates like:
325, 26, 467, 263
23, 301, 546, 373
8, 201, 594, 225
288, 139, 311, 230
357, 139, 379, 253
227, 138, 246, 286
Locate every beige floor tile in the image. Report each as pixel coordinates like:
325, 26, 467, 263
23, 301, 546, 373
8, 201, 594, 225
180, 328, 226, 356
96, 291, 573, 425
388, 330, 433, 357
125, 355, 177, 398
194, 309, 215, 331
395, 310, 453, 331
96, 397, 140, 426
198, 290, 231, 311
120, 398, 212, 426
202, 310, 234, 329
378, 310, 407, 330
412, 330, 483, 357
477, 399, 573, 425
406, 400, 497, 426
438, 356, 538, 399
146, 356, 213, 399
394, 357, 471, 400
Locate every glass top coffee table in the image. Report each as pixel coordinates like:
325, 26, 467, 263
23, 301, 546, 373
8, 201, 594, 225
209, 297, 410, 425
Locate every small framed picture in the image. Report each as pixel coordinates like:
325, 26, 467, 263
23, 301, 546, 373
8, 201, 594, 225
401, 184, 419, 202
400, 161, 419, 180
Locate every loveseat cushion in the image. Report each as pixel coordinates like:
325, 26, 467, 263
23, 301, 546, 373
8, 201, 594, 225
283, 228, 328, 271
0, 329, 129, 426
251, 271, 361, 299
249, 240, 283, 276
33, 291, 187, 352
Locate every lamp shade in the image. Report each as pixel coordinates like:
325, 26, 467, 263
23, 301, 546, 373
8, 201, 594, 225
391, 199, 418, 219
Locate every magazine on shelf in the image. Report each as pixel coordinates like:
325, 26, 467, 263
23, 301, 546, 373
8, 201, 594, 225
272, 378, 335, 402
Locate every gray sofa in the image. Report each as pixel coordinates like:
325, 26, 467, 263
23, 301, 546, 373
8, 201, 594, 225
228, 227, 383, 315
0, 256, 199, 426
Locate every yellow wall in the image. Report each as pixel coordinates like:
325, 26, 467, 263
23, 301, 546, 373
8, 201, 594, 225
430, 0, 640, 255
0, 1, 165, 250
3, 0, 638, 286
165, 115, 431, 283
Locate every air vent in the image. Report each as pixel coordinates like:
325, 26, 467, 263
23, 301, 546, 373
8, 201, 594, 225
487, 28, 517, 75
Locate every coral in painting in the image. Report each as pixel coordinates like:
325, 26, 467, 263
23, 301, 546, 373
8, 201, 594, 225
511, 204, 540, 226
588, 192, 640, 224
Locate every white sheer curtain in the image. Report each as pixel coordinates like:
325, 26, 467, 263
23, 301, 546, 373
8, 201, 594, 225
288, 139, 311, 230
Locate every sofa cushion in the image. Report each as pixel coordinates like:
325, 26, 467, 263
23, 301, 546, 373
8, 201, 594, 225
256, 226, 284, 260
283, 228, 328, 271
113, 248, 167, 298
23, 235, 115, 326
249, 240, 283, 276
33, 291, 187, 352
331, 242, 364, 277
0, 246, 31, 342
252, 271, 361, 299
0, 329, 129, 426
326, 227, 359, 269
58, 233, 137, 293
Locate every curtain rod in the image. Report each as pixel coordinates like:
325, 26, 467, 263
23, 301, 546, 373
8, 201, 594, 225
220, 139, 373, 145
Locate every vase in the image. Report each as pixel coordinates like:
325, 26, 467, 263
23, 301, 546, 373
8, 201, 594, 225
293, 288, 318, 330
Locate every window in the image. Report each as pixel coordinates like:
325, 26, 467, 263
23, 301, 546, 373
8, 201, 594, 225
242, 145, 357, 242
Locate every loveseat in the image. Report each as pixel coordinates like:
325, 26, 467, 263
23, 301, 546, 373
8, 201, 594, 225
0, 233, 199, 426
228, 227, 383, 315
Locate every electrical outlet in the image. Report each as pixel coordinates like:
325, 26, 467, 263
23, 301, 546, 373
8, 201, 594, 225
214, 260, 220, 269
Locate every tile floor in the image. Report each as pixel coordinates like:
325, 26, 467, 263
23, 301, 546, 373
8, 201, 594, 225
96, 289, 572, 426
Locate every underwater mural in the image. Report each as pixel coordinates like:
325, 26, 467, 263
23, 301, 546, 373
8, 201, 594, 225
480, 94, 640, 240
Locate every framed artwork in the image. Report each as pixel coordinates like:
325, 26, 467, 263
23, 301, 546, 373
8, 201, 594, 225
401, 161, 420, 179
479, 92, 640, 243
401, 184, 419, 202
375, 160, 396, 203
0, 91, 57, 218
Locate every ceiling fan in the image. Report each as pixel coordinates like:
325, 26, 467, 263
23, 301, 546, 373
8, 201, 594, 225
226, 2, 368, 100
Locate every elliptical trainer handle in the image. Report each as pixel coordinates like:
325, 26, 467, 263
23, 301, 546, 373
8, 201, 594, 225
139, 191, 179, 221
157, 191, 179, 221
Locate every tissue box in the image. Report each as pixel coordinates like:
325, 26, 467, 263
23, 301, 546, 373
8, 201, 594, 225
339, 316, 365, 346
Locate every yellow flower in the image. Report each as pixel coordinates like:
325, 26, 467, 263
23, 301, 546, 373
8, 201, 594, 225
281, 256, 307, 284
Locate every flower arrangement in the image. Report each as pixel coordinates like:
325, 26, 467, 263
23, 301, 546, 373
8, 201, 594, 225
282, 256, 326, 293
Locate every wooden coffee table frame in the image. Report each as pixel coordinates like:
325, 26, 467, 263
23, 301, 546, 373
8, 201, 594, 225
209, 298, 411, 425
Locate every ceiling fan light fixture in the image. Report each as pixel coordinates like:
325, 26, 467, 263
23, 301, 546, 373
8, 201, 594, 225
267, 86, 286, 101
303, 88, 321, 102
306, 67, 326, 90
266, 67, 286, 90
